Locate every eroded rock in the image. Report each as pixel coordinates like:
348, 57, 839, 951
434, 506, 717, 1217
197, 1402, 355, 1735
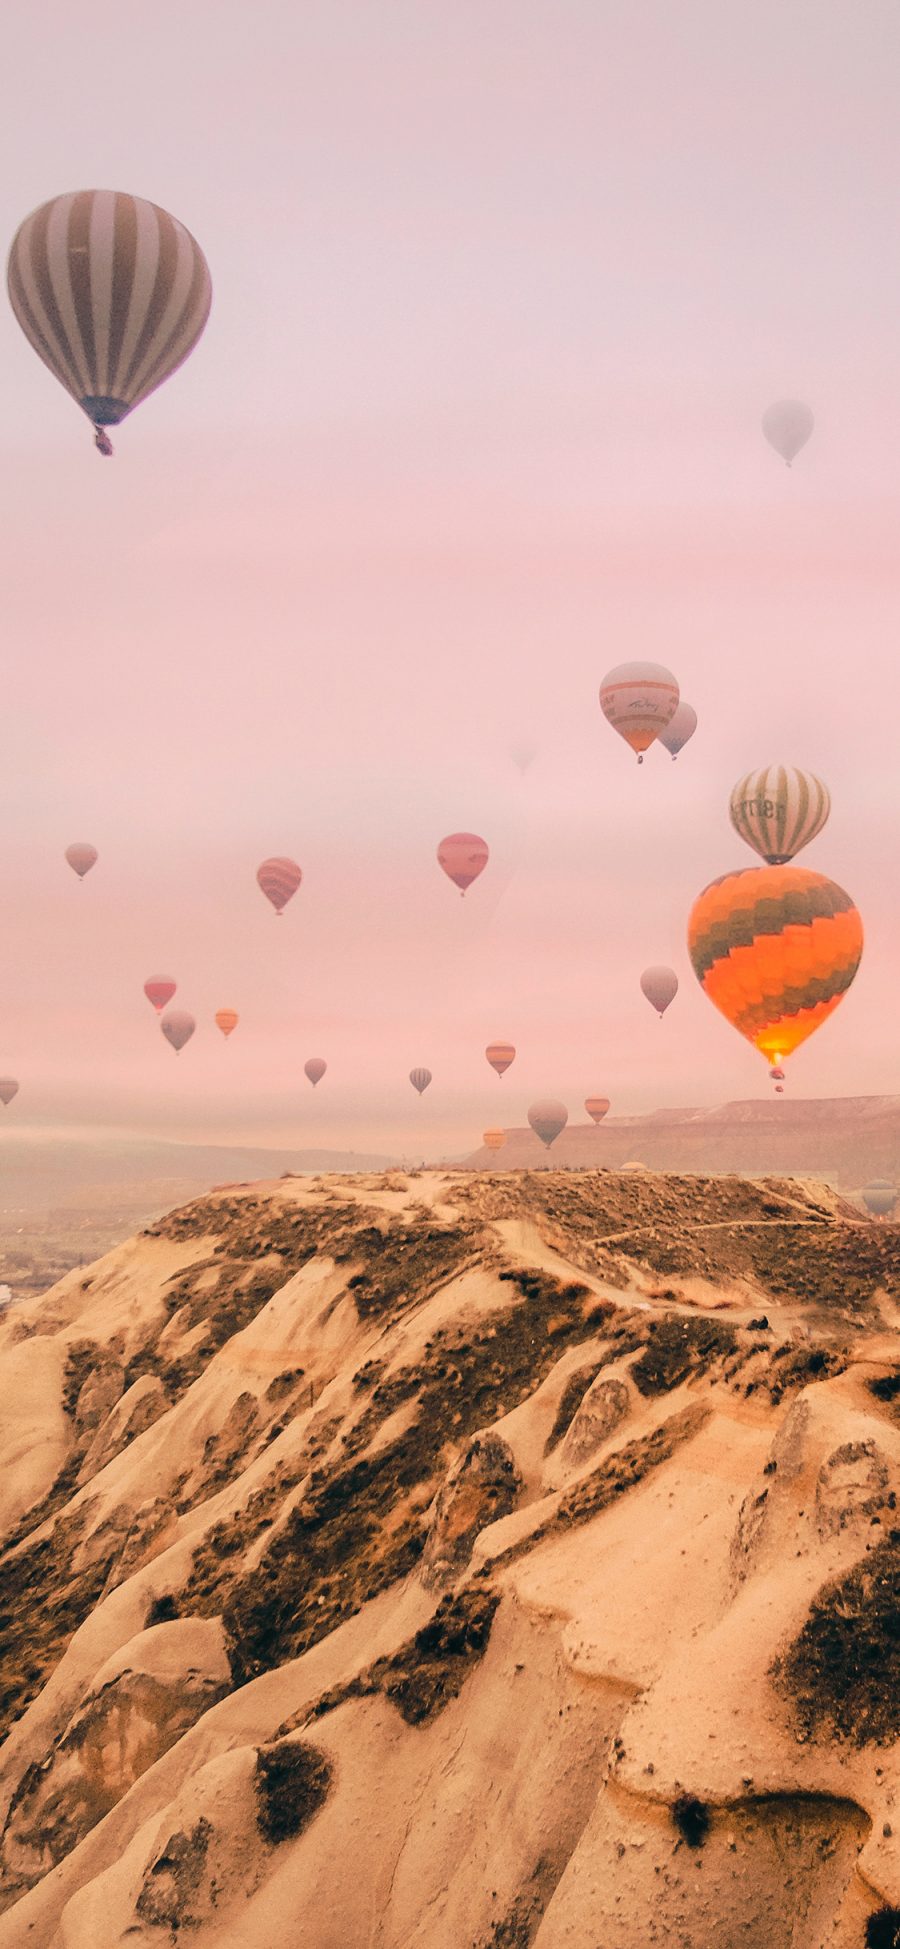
560, 1375, 630, 1470
421, 1431, 521, 1590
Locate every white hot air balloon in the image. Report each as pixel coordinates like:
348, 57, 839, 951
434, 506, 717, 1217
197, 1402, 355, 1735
761, 400, 814, 467
729, 765, 830, 866
599, 662, 679, 764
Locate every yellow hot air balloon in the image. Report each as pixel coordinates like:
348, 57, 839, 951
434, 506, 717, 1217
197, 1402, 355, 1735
483, 1128, 506, 1151
215, 1009, 239, 1039
688, 865, 862, 1073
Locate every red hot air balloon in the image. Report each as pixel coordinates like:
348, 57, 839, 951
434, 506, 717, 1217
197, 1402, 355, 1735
486, 1042, 515, 1078
161, 1009, 195, 1053
257, 857, 302, 915
410, 1067, 432, 1095
640, 966, 678, 1017
144, 977, 176, 1013
437, 833, 489, 896
0, 1079, 19, 1106
528, 1100, 568, 1148
305, 1058, 327, 1086
585, 1096, 610, 1124
65, 843, 97, 879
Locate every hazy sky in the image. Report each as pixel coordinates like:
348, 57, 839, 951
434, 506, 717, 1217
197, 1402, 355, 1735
2, 0, 900, 1155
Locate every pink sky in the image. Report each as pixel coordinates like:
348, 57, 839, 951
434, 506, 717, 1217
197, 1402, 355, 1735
2, 1, 900, 1156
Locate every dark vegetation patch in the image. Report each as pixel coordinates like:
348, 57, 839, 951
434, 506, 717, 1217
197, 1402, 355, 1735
543, 1362, 608, 1454
553, 1404, 709, 1531
61, 1341, 97, 1417
309, 1585, 501, 1728
867, 1910, 900, 1948
255, 1738, 332, 1844
135, 1817, 212, 1929
672, 1793, 711, 1847
145, 1592, 180, 1626
0, 1514, 116, 1743
631, 1317, 737, 1396
761, 1343, 848, 1403
868, 1372, 900, 1405
265, 1366, 306, 1403
773, 1527, 900, 1743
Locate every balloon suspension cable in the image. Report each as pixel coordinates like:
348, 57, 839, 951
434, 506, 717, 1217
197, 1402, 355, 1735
93, 425, 114, 457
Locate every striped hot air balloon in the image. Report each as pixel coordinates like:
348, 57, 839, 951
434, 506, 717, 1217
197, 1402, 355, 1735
65, 842, 97, 879
485, 1042, 515, 1078
7, 191, 211, 454
483, 1129, 506, 1151
687, 865, 863, 1072
437, 833, 489, 895
144, 976, 176, 1013
304, 1058, 327, 1086
215, 1009, 239, 1039
729, 765, 830, 866
0, 1079, 19, 1107
585, 1096, 610, 1124
527, 1100, 568, 1148
257, 857, 302, 914
161, 1009, 195, 1053
599, 662, 679, 763
409, 1067, 432, 1095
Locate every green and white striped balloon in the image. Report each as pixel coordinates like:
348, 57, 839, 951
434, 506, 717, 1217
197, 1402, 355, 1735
729, 765, 830, 865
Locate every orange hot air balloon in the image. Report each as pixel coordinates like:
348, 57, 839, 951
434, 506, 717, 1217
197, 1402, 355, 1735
437, 833, 489, 895
585, 1096, 610, 1124
0, 1079, 19, 1106
486, 1041, 515, 1077
305, 1058, 327, 1086
257, 857, 302, 914
215, 1009, 239, 1039
65, 842, 97, 879
687, 865, 863, 1074
144, 977, 176, 1013
527, 1100, 568, 1149
161, 1009, 195, 1053
483, 1128, 506, 1151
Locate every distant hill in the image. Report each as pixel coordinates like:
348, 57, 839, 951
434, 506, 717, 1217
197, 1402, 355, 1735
0, 1136, 396, 1217
463, 1095, 900, 1187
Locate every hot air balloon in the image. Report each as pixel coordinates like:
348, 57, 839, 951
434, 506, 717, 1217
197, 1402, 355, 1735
161, 1009, 195, 1053
585, 1096, 610, 1124
65, 843, 97, 879
658, 703, 697, 760
215, 1009, 238, 1039
863, 1181, 897, 1218
410, 1067, 432, 1095
729, 765, 830, 866
8, 192, 211, 456
483, 1128, 506, 1151
0, 1079, 19, 1107
144, 977, 176, 1014
641, 967, 678, 1017
257, 857, 302, 914
599, 662, 679, 764
687, 865, 862, 1074
305, 1058, 327, 1086
437, 833, 489, 895
509, 739, 538, 774
486, 1042, 515, 1078
762, 400, 814, 467
527, 1100, 568, 1148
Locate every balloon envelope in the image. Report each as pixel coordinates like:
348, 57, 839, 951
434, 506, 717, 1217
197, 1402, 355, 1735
144, 977, 176, 1013
257, 857, 302, 913
688, 865, 863, 1068
585, 1096, 610, 1124
483, 1128, 506, 1151
215, 1009, 238, 1039
729, 765, 830, 866
762, 399, 814, 465
409, 1067, 432, 1095
640, 966, 678, 1016
65, 842, 98, 878
437, 833, 489, 894
509, 739, 538, 773
864, 1182, 897, 1217
527, 1099, 568, 1148
0, 1079, 19, 1107
304, 1058, 327, 1086
8, 191, 211, 444
161, 1009, 195, 1053
599, 662, 679, 761
486, 1042, 515, 1077
658, 702, 697, 759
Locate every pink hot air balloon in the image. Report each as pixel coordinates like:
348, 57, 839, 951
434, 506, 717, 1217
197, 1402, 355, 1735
486, 1042, 515, 1078
65, 843, 98, 879
144, 977, 176, 1014
640, 966, 678, 1017
305, 1058, 327, 1086
437, 833, 489, 896
161, 1009, 195, 1053
527, 1099, 568, 1149
0, 1079, 19, 1106
585, 1096, 610, 1124
410, 1067, 432, 1095
257, 857, 302, 915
